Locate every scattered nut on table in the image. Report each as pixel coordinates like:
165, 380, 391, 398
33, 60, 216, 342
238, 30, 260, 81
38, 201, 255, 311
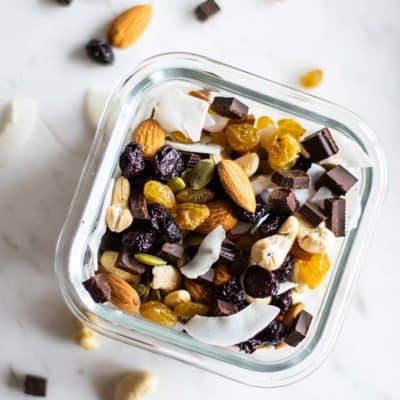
114, 371, 159, 400
72, 313, 99, 350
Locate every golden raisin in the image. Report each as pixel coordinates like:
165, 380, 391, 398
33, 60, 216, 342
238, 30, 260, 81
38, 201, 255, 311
140, 301, 177, 327
210, 130, 228, 147
225, 123, 259, 153
277, 119, 305, 139
174, 301, 209, 320
256, 115, 275, 130
170, 131, 193, 144
263, 131, 300, 171
174, 203, 210, 230
143, 180, 176, 209
293, 253, 330, 289
300, 69, 323, 89
176, 188, 215, 204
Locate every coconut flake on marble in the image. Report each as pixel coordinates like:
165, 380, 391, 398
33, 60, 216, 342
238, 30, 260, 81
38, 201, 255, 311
184, 301, 280, 347
154, 89, 209, 142
181, 226, 225, 279
165, 140, 222, 154
0, 97, 38, 166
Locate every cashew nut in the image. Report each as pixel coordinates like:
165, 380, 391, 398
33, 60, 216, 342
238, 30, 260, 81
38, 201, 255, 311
164, 289, 191, 308
72, 314, 99, 350
250, 216, 299, 270
296, 216, 334, 254
99, 251, 140, 283
114, 371, 159, 400
111, 176, 131, 206
234, 152, 260, 177
151, 265, 181, 293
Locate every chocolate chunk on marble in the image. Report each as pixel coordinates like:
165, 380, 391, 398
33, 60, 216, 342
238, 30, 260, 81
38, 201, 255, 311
24, 375, 48, 397
116, 247, 146, 274
315, 165, 358, 195
325, 197, 346, 236
297, 200, 327, 227
271, 169, 310, 189
158, 242, 184, 266
302, 128, 339, 162
194, 0, 221, 21
269, 188, 297, 213
285, 310, 313, 347
210, 97, 249, 119
82, 274, 111, 303
129, 191, 149, 221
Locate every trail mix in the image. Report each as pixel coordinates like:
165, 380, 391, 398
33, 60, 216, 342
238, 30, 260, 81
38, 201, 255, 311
83, 89, 359, 353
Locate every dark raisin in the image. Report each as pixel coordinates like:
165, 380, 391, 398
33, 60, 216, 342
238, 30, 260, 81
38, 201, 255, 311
215, 279, 247, 309
242, 265, 278, 298
274, 254, 294, 282
148, 204, 182, 243
255, 319, 286, 346
130, 161, 155, 189
122, 228, 158, 253
99, 230, 122, 252
119, 143, 145, 179
154, 145, 185, 181
258, 209, 288, 237
238, 338, 259, 354
271, 290, 293, 316
293, 154, 312, 172
233, 196, 269, 223
85, 39, 114, 65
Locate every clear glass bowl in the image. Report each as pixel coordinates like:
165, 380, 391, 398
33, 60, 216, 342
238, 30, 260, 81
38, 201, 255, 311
55, 53, 387, 387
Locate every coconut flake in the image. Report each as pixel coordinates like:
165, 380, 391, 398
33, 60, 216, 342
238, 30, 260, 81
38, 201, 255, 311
181, 226, 225, 279
185, 302, 280, 347
0, 97, 38, 166
165, 140, 222, 154
277, 281, 298, 295
203, 113, 229, 133
154, 89, 209, 142
251, 175, 275, 195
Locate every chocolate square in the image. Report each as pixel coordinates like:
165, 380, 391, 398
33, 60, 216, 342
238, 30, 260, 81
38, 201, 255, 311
210, 97, 249, 119
325, 197, 346, 236
82, 274, 111, 303
158, 242, 184, 266
219, 239, 238, 264
180, 152, 201, 169
129, 192, 149, 221
297, 200, 327, 227
302, 128, 339, 162
315, 165, 358, 195
116, 247, 146, 274
24, 375, 47, 397
271, 169, 310, 189
285, 310, 313, 347
194, 0, 220, 21
269, 188, 297, 214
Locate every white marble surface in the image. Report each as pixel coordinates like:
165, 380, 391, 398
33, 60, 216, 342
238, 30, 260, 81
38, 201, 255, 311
0, 0, 399, 398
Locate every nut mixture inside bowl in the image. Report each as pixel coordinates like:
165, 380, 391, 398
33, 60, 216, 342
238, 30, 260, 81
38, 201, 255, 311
82, 86, 367, 354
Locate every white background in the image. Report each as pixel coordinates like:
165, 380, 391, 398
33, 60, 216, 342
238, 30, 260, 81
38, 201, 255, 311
0, 0, 398, 399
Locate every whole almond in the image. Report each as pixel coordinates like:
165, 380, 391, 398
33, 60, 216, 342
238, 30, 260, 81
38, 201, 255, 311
217, 160, 256, 212
184, 279, 214, 305
108, 4, 152, 49
132, 119, 165, 158
196, 200, 238, 234
105, 274, 141, 313
213, 264, 232, 286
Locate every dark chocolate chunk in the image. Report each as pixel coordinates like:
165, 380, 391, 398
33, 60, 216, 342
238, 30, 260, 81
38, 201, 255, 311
158, 242, 184, 266
210, 97, 249, 119
324, 198, 346, 236
243, 265, 278, 298
315, 165, 358, 195
24, 375, 47, 397
82, 274, 111, 303
180, 152, 202, 169
129, 191, 149, 221
230, 256, 248, 278
269, 188, 297, 213
301, 128, 339, 162
271, 169, 310, 189
219, 239, 238, 264
293, 154, 312, 172
194, 0, 221, 21
285, 310, 313, 347
297, 200, 327, 227
116, 247, 146, 274
100, 230, 122, 252
215, 299, 238, 316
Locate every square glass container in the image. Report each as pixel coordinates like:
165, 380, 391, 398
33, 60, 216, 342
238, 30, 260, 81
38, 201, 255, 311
55, 53, 387, 387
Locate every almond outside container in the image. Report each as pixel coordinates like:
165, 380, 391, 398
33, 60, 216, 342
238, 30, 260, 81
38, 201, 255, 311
55, 53, 387, 387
